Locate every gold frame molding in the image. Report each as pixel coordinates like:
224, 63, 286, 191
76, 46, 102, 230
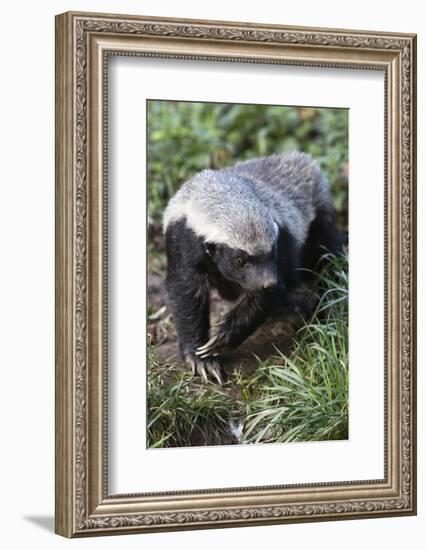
55, 11, 417, 538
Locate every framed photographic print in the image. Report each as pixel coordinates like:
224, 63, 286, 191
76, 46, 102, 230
55, 11, 417, 537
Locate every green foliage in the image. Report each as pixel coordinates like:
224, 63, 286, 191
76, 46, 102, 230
147, 100, 348, 227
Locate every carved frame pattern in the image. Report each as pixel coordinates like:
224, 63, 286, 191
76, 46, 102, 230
55, 11, 416, 537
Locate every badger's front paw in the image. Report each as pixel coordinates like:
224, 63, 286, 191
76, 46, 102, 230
184, 353, 223, 385
195, 318, 231, 359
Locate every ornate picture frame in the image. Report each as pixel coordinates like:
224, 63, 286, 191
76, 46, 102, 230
55, 11, 417, 537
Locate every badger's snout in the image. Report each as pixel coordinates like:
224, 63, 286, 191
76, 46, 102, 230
248, 266, 278, 292
262, 276, 278, 290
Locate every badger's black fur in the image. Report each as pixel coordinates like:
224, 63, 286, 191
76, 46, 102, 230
163, 151, 345, 383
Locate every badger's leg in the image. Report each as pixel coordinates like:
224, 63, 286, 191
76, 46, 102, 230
167, 269, 222, 383
165, 221, 223, 384
196, 291, 273, 358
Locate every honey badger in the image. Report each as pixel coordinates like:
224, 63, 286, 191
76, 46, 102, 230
163, 151, 344, 384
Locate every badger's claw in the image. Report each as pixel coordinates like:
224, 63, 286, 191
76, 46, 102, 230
184, 355, 223, 384
196, 334, 219, 354
196, 319, 230, 358
206, 361, 223, 385
186, 356, 197, 376
197, 361, 208, 384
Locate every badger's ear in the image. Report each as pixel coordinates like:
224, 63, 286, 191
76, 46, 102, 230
205, 242, 216, 257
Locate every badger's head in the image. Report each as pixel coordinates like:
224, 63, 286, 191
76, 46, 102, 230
205, 240, 278, 292
164, 170, 280, 291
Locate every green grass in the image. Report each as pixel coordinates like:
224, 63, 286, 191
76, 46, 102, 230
147, 252, 349, 448
147, 347, 239, 448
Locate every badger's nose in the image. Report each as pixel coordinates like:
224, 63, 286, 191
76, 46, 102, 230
262, 278, 277, 290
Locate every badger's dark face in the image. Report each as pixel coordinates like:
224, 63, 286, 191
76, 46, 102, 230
206, 242, 278, 292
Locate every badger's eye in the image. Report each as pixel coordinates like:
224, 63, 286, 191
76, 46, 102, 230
237, 257, 247, 267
